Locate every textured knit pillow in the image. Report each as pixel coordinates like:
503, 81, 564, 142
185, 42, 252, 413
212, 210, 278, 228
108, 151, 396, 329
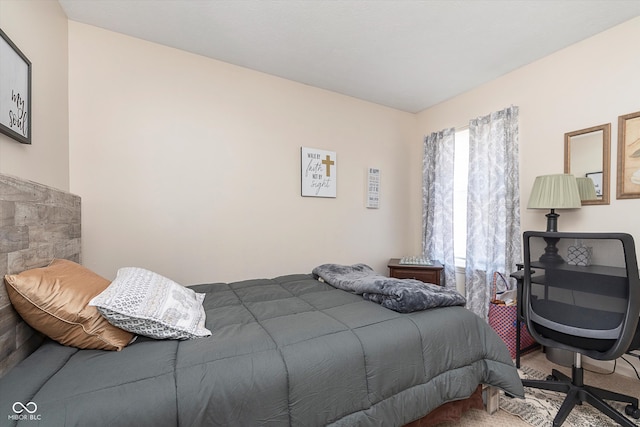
4, 259, 134, 350
89, 267, 211, 339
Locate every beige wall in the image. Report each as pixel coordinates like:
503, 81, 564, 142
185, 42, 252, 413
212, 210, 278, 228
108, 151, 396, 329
68, 22, 416, 283
416, 17, 640, 251
0, 0, 69, 190
4, 3, 640, 285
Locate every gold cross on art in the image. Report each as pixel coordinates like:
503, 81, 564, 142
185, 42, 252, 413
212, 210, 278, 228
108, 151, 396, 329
322, 155, 335, 177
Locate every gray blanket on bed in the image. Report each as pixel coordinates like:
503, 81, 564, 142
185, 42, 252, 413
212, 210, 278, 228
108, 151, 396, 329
312, 263, 466, 313
0, 273, 523, 427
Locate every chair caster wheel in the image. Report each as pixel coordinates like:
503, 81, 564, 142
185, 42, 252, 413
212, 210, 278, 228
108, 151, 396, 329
546, 375, 558, 381
624, 404, 640, 419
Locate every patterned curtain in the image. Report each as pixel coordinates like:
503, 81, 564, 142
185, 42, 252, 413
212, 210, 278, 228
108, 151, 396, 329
465, 106, 521, 320
422, 128, 456, 289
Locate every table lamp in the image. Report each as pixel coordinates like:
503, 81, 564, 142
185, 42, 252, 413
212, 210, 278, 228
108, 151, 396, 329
527, 174, 581, 263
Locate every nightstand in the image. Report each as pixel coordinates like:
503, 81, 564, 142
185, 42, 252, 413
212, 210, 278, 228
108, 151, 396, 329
387, 259, 443, 286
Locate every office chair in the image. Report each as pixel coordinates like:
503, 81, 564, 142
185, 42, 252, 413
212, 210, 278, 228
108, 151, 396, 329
521, 231, 640, 427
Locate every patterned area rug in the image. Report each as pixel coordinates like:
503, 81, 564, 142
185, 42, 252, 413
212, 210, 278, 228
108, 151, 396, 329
499, 366, 640, 427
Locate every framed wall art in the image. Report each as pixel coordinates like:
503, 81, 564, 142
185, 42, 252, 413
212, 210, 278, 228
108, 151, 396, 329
301, 147, 337, 198
0, 27, 31, 144
616, 111, 640, 199
366, 167, 380, 208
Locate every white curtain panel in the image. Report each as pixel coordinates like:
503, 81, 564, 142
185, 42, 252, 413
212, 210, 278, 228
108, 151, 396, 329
422, 128, 456, 289
465, 106, 521, 320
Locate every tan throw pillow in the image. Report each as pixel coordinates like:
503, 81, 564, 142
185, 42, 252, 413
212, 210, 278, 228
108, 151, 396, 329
4, 259, 134, 351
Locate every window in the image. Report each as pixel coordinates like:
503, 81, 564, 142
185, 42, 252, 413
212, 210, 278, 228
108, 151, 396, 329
453, 128, 469, 267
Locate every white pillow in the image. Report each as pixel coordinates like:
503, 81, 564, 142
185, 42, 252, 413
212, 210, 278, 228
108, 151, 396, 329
90, 267, 211, 340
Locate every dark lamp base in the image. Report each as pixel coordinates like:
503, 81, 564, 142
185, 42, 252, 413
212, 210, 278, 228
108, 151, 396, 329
540, 209, 564, 264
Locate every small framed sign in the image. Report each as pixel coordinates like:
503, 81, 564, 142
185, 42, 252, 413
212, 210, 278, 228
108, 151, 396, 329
366, 167, 380, 208
0, 27, 31, 144
301, 147, 337, 198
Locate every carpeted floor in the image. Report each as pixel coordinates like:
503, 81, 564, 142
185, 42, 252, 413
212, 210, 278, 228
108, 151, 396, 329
435, 349, 640, 426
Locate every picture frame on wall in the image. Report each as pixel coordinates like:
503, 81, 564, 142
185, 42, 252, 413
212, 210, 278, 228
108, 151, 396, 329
0, 27, 32, 145
616, 111, 640, 199
301, 147, 337, 198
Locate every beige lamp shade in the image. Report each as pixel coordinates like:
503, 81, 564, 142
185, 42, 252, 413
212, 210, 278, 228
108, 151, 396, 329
576, 177, 597, 201
527, 174, 582, 210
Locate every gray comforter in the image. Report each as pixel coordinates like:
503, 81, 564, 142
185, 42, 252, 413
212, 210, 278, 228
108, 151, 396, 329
313, 263, 466, 313
0, 274, 523, 426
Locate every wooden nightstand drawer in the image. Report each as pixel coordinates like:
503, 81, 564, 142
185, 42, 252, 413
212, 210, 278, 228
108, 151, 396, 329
387, 259, 443, 286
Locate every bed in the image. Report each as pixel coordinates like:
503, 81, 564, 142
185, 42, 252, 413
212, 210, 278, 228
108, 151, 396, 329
0, 173, 524, 426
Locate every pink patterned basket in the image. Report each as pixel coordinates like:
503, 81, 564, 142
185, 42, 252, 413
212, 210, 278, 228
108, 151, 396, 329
488, 272, 537, 359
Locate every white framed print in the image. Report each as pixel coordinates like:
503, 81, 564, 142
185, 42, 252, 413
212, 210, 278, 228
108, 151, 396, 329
366, 167, 380, 208
0, 27, 31, 144
301, 147, 337, 198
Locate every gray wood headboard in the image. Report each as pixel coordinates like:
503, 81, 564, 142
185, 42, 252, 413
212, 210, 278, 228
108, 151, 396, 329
0, 173, 81, 378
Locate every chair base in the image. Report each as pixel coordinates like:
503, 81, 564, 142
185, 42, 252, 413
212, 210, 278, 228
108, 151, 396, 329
522, 368, 640, 427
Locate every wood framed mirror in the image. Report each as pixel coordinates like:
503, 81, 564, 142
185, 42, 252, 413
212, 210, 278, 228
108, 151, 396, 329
564, 123, 611, 205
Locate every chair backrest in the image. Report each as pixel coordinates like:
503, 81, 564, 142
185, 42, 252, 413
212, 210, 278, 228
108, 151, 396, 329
523, 231, 640, 361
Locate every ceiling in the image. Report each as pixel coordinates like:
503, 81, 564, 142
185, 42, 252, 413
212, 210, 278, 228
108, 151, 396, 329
58, 0, 640, 113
